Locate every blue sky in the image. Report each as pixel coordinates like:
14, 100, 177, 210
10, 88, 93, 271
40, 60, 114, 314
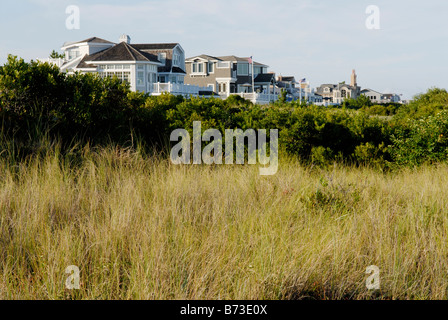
1, 0, 447, 99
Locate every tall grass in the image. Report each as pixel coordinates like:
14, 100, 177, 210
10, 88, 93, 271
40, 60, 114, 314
0, 143, 448, 300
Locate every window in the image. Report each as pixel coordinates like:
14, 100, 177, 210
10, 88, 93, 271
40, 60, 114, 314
99, 71, 131, 84
123, 72, 130, 83
254, 66, 262, 75
217, 61, 230, 69
208, 62, 214, 73
173, 54, 180, 67
237, 63, 249, 76
137, 71, 144, 86
68, 50, 80, 60
148, 73, 157, 83
192, 62, 204, 74
219, 83, 227, 93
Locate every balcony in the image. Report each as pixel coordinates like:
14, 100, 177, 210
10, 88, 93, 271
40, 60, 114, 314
151, 83, 214, 96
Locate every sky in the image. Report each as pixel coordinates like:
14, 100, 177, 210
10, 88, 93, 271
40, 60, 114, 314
0, 0, 447, 100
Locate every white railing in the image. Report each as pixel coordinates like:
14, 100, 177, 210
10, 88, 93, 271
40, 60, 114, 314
151, 82, 214, 96
38, 58, 65, 68
220, 93, 279, 105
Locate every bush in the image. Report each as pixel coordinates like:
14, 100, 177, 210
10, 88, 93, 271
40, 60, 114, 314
2, 55, 448, 169
390, 110, 448, 166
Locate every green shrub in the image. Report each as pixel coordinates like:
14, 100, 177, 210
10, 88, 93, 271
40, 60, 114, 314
390, 110, 448, 166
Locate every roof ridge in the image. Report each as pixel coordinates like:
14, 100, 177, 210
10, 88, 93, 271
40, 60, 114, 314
122, 42, 138, 61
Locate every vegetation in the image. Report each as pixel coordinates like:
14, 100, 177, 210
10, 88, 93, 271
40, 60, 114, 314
49, 50, 65, 59
1, 55, 448, 299
0, 144, 447, 299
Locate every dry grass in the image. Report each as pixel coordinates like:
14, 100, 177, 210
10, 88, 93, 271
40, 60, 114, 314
0, 146, 448, 300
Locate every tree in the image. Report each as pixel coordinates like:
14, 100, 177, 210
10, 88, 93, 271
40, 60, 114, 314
279, 89, 287, 104
49, 50, 64, 59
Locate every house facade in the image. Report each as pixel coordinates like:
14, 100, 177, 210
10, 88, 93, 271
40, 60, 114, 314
361, 90, 402, 104
184, 55, 277, 103
315, 70, 361, 105
51, 35, 211, 96
360, 88, 383, 104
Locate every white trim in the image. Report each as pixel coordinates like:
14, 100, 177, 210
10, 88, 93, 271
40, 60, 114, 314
186, 57, 210, 63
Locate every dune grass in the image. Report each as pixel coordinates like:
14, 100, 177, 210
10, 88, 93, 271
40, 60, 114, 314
0, 145, 448, 300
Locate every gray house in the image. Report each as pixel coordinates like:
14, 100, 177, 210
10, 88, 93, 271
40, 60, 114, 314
184, 55, 276, 98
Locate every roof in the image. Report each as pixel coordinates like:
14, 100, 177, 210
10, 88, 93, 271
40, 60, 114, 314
217, 55, 267, 66
361, 88, 383, 95
254, 73, 275, 83
84, 42, 160, 63
186, 54, 221, 61
76, 58, 97, 69
131, 43, 179, 50
186, 54, 267, 66
168, 66, 186, 74
63, 37, 115, 47
278, 76, 295, 82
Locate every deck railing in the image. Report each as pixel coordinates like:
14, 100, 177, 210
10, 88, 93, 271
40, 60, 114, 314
151, 83, 213, 96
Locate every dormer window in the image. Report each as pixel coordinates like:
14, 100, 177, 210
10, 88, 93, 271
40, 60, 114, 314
67, 49, 80, 60
324, 87, 330, 93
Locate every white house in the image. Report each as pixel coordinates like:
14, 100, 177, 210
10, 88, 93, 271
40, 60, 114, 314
45, 35, 212, 97
361, 88, 384, 104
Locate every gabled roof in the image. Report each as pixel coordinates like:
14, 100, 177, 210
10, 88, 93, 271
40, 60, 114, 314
84, 42, 161, 63
186, 54, 221, 61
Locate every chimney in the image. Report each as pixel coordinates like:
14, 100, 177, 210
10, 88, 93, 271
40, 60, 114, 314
119, 34, 131, 44
351, 69, 357, 87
